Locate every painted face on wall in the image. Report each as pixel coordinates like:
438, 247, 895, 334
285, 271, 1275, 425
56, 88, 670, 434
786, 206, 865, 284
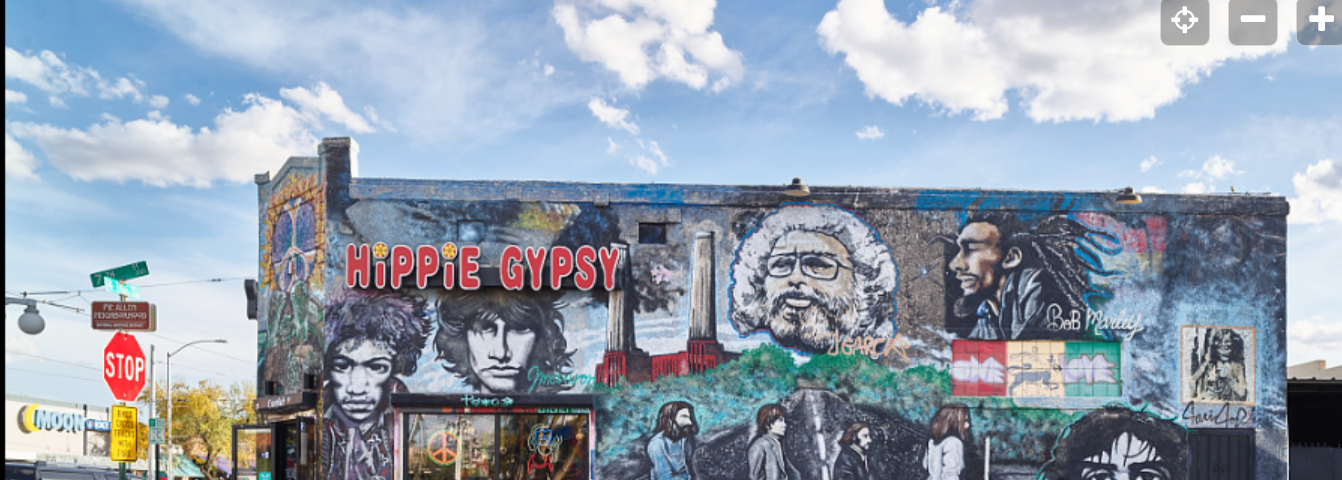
1212, 330, 1235, 362
675, 408, 694, 428
856, 428, 872, 450
762, 230, 858, 351
950, 222, 1005, 298
768, 417, 788, 437
467, 315, 537, 393
1078, 432, 1173, 480
329, 338, 394, 422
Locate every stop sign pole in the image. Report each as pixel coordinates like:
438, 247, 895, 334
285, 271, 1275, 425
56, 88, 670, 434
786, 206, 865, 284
105, 332, 147, 402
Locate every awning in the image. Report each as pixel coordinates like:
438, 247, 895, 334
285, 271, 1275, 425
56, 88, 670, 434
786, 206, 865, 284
189, 454, 241, 476
162, 454, 207, 479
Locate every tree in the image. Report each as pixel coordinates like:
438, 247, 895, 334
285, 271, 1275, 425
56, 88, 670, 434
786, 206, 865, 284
141, 380, 257, 480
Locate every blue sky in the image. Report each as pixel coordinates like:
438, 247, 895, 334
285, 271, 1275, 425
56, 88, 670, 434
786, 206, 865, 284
6, 0, 1340, 407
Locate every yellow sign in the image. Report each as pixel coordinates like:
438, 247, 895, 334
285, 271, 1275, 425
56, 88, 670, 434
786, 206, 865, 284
111, 405, 138, 462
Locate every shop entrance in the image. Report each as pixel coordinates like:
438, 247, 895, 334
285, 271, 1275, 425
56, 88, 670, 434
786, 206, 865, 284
233, 419, 316, 480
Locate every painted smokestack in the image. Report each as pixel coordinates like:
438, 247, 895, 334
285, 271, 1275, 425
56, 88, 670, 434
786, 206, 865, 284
606, 242, 635, 352
689, 231, 716, 340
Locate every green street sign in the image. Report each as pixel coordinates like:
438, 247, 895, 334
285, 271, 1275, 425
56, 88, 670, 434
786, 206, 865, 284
104, 278, 142, 300
91, 262, 149, 288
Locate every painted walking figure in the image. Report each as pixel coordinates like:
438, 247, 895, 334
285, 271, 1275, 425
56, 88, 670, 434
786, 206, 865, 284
747, 404, 795, 480
648, 401, 700, 480
832, 423, 873, 480
923, 404, 972, 480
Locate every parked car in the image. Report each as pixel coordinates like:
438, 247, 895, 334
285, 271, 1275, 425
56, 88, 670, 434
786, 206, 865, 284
5, 461, 146, 480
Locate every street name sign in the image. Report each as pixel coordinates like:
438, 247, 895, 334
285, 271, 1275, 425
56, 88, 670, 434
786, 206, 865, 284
111, 405, 138, 462
92, 301, 157, 331
90, 261, 150, 288
104, 332, 147, 402
148, 418, 165, 445
103, 278, 142, 300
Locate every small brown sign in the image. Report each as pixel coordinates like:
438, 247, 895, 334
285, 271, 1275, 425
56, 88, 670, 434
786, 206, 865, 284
92, 301, 157, 331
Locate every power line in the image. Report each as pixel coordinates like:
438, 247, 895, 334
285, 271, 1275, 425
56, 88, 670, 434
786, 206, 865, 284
5, 366, 103, 384
20, 277, 251, 297
146, 333, 253, 365
6, 350, 102, 371
7, 349, 252, 383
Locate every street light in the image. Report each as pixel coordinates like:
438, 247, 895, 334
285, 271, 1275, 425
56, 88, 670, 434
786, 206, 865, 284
5, 297, 45, 334
165, 339, 227, 480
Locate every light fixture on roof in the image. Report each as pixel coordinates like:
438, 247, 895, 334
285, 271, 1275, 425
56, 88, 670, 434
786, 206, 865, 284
784, 177, 811, 197
1116, 186, 1142, 205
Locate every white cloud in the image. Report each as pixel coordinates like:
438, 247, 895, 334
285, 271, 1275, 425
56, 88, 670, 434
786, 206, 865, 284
816, 0, 1285, 122
4, 332, 43, 363
629, 138, 671, 174
1140, 186, 1166, 193
1140, 156, 1161, 173
588, 98, 639, 134
184, 93, 202, 106
1289, 159, 1342, 224
1288, 315, 1342, 365
606, 137, 620, 155
148, 94, 170, 109
280, 81, 375, 133
5, 47, 170, 107
5, 89, 27, 104
1182, 182, 1211, 194
544, 64, 556, 77
856, 125, 884, 140
5, 132, 40, 180
9, 91, 319, 187
1201, 154, 1241, 180
553, 0, 744, 91
1177, 155, 1243, 193
118, 0, 585, 143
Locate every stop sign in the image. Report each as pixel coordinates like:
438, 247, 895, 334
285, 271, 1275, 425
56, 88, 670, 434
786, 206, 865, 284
104, 332, 147, 402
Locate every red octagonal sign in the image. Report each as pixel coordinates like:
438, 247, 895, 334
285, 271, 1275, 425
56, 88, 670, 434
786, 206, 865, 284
104, 332, 147, 402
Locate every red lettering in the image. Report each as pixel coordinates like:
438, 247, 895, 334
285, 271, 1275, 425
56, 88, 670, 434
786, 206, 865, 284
501, 246, 525, 290
526, 247, 547, 290
599, 247, 621, 290
374, 260, 386, 288
346, 244, 371, 288
416, 245, 439, 289
442, 262, 455, 289
574, 246, 597, 290
460, 246, 481, 290
550, 246, 573, 290
390, 245, 414, 289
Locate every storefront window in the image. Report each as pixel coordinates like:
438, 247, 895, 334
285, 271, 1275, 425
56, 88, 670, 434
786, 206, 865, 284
404, 411, 590, 480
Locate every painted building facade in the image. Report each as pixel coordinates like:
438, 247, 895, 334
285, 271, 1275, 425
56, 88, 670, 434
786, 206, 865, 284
250, 137, 1288, 480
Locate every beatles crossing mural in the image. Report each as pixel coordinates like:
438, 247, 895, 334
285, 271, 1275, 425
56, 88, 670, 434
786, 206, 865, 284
253, 138, 1288, 480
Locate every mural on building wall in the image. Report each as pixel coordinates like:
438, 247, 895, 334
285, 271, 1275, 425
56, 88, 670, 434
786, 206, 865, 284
941, 212, 1119, 341
259, 170, 326, 394
283, 148, 1286, 480
434, 289, 576, 394
1182, 326, 1256, 405
321, 289, 430, 480
730, 204, 898, 355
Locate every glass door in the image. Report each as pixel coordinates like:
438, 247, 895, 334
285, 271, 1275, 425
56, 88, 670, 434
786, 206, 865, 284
233, 424, 274, 480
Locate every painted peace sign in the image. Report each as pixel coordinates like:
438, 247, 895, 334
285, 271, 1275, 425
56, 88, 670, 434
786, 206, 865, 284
427, 430, 459, 466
